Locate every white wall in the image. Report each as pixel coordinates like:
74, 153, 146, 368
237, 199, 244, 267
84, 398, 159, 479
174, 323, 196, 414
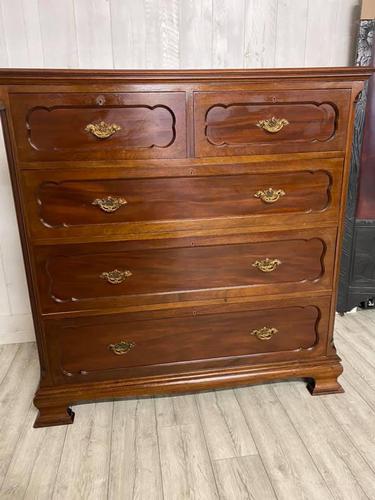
0, 0, 361, 344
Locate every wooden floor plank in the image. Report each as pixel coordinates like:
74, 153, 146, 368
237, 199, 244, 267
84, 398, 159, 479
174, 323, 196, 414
322, 377, 375, 474
158, 423, 219, 500
213, 455, 277, 500
108, 398, 163, 500
155, 393, 199, 428
0, 343, 39, 487
0, 404, 66, 500
196, 389, 257, 459
336, 314, 375, 368
0, 344, 19, 385
274, 380, 374, 499
235, 384, 334, 500
336, 333, 375, 408
52, 402, 113, 500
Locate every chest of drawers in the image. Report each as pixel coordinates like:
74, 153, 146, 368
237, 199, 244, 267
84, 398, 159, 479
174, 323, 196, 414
0, 68, 371, 427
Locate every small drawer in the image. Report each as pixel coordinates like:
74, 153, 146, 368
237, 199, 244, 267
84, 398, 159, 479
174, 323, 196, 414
22, 159, 342, 242
36, 229, 336, 314
45, 297, 330, 384
10, 92, 186, 161
194, 89, 350, 157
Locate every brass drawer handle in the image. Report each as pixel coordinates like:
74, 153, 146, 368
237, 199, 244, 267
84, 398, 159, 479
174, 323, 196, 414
256, 116, 289, 133
254, 188, 286, 203
252, 258, 281, 273
85, 121, 121, 139
100, 269, 132, 284
250, 327, 278, 341
108, 340, 135, 355
92, 195, 127, 212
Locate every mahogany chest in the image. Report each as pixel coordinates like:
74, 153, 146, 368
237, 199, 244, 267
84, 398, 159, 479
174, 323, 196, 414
0, 68, 371, 427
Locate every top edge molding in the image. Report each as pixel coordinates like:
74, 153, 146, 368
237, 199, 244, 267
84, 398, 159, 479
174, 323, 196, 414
0, 67, 373, 85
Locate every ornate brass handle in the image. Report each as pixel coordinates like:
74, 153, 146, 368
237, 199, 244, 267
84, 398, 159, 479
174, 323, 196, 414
108, 340, 135, 355
92, 196, 127, 213
250, 327, 278, 341
85, 121, 121, 139
100, 269, 132, 284
256, 117, 289, 133
252, 258, 281, 273
254, 187, 286, 204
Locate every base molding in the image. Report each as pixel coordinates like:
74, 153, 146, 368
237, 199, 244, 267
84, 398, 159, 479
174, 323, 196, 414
33, 356, 344, 427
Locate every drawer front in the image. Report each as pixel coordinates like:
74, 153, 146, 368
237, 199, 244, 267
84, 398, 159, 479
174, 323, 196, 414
36, 229, 336, 313
23, 159, 342, 242
46, 298, 330, 384
194, 90, 350, 157
10, 92, 186, 161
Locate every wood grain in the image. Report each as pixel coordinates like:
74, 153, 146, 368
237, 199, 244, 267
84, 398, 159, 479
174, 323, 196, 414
108, 398, 163, 499
0, 67, 370, 426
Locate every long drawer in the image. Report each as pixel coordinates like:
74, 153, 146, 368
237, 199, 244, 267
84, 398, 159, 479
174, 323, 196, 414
9, 92, 186, 161
35, 229, 336, 314
194, 89, 350, 157
22, 159, 342, 242
45, 297, 331, 384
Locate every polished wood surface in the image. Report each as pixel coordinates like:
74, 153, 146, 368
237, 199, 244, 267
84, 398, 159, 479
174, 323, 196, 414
47, 299, 327, 385
35, 229, 335, 314
22, 157, 343, 243
28, 164, 339, 228
10, 92, 187, 160
0, 67, 371, 427
194, 89, 350, 157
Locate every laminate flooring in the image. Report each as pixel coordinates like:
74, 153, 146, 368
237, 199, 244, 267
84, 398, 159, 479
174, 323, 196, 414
1, 310, 375, 499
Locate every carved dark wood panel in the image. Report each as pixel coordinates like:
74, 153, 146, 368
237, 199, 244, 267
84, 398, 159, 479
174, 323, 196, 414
9, 92, 187, 160
47, 302, 325, 384
36, 230, 335, 314
194, 90, 350, 157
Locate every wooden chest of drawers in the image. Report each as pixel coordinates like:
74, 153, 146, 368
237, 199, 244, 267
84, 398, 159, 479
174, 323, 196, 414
0, 68, 371, 427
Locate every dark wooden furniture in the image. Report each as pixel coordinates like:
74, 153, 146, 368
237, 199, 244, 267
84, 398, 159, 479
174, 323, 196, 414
0, 68, 371, 427
338, 20, 375, 313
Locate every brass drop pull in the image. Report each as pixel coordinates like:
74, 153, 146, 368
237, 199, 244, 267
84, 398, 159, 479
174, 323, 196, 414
252, 258, 281, 273
256, 116, 289, 133
85, 121, 121, 139
250, 327, 278, 341
108, 340, 135, 355
254, 188, 286, 204
92, 195, 127, 213
100, 269, 132, 284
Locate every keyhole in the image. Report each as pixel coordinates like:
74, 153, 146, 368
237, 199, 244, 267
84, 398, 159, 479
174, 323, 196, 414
96, 95, 105, 106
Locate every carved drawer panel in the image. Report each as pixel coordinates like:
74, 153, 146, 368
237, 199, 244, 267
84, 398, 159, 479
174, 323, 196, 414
35, 229, 336, 314
194, 90, 350, 157
9, 92, 186, 160
46, 297, 330, 384
23, 159, 342, 242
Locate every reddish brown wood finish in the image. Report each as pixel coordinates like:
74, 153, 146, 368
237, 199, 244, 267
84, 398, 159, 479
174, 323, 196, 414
21, 158, 343, 243
46, 298, 329, 385
33, 168, 335, 226
9, 92, 187, 160
35, 229, 335, 314
0, 67, 371, 427
194, 90, 351, 157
